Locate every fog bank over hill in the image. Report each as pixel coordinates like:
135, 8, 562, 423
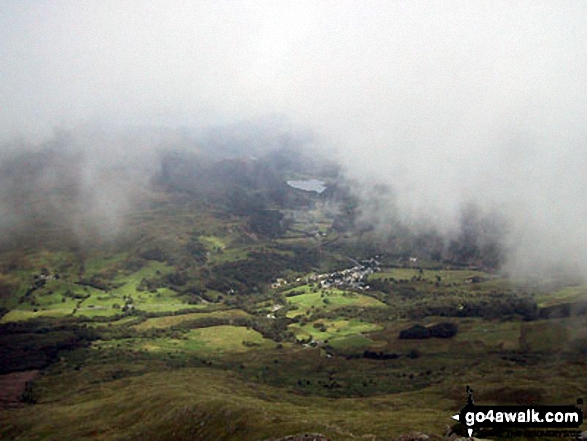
0, 122, 321, 248
1, 1, 586, 277
0, 128, 164, 246
336, 99, 587, 279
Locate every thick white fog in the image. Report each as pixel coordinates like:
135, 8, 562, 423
1, 1, 587, 277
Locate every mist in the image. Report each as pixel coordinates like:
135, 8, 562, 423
1, 1, 587, 278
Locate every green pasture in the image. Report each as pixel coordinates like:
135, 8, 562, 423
111, 261, 173, 294
328, 333, 379, 350
99, 325, 275, 356
370, 268, 494, 285
208, 246, 249, 264
199, 235, 226, 251
82, 252, 128, 276
285, 288, 385, 317
534, 284, 587, 307
0, 308, 69, 323
289, 318, 382, 342
133, 309, 251, 330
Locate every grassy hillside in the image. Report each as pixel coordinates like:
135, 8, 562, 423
1, 151, 586, 440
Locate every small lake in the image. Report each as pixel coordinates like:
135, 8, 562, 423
286, 179, 327, 194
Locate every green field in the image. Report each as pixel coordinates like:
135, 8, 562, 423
534, 284, 587, 307
133, 309, 251, 330
289, 318, 382, 342
285, 288, 386, 317
97, 325, 276, 356
369, 268, 494, 285
4, 238, 587, 440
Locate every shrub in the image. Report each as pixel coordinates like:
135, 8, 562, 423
429, 322, 458, 338
399, 322, 458, 339
399, 324, 430, 339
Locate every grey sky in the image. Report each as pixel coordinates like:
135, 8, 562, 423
2, 2, 585, 139
1, 1, 587, 275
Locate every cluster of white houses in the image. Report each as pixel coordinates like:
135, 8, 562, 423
271, 258, 382, 291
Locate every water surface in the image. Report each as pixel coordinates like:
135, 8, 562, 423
286, 179, 326, 194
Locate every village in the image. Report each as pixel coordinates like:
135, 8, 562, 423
271, 257, 382, 292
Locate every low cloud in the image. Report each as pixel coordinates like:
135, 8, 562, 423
0, 1, 586, 277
